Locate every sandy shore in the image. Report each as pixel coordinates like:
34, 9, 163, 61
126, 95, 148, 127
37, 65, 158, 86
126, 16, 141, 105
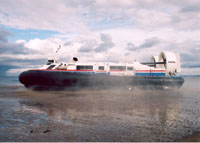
0, 84, 200, 141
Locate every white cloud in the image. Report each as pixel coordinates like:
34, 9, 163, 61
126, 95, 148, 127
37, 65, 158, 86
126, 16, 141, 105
94, 33, 114, 52
16, 39, 26, 44
1, 0, 200, 32
6, 68, 33, 76
78, 39, 97, 52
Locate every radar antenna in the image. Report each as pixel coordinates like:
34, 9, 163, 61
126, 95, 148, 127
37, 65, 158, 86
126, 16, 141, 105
56, 45, 61, 53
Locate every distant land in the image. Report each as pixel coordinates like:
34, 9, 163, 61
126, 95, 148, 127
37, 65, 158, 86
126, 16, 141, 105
181, 75, 200, 77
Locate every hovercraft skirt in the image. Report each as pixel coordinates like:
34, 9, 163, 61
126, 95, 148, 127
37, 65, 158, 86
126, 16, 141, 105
19, 70, 184, 90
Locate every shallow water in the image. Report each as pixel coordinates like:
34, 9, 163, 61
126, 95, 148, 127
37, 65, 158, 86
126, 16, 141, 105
0, 76, 200, 141
0, 76, 20, 86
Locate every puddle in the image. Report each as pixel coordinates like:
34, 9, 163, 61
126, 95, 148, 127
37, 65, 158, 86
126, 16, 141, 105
0, 98, 48, 129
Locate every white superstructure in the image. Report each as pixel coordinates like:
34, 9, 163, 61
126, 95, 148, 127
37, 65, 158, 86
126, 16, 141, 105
39, 51, 181, 77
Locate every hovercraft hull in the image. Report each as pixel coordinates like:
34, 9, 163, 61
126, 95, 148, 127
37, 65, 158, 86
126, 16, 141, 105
19, 70, 184, 90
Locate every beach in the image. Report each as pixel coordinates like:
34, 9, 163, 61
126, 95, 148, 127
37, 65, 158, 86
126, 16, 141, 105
0, 76, 200, 141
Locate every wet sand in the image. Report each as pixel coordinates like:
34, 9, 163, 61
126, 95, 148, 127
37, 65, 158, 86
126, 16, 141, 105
0, 77, 200, 141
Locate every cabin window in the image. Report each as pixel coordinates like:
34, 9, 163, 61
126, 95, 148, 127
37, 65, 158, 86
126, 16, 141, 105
46, 60, 54, 65
98, 66, 104, 71
77, 65, 93, 70
47, 65, 56, 69
110, 66, 126, 71
127, 67, 133, 71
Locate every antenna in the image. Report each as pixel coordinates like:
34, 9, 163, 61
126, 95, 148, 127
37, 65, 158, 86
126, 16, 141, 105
54, 44, 61, 62
56, 45, 61, 53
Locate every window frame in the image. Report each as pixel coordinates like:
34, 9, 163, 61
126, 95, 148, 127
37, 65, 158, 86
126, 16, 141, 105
127, 67, 133, 71
98, 66, 105, 71
76, 65, 93, 70
110, 66, 126, 71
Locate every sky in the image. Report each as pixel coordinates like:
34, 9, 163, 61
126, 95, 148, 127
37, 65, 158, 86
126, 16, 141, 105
0, 0, 200, 75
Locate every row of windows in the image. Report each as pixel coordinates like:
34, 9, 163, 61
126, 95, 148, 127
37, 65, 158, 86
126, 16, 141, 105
76, 65, 134, 71
127, 67, 133, 71
77, 65, 93, 70
110, 66, 133, 71
110, 66, 126, 71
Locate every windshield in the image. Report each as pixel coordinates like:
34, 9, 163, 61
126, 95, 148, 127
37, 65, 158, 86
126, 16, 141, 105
46, 60, 54, 65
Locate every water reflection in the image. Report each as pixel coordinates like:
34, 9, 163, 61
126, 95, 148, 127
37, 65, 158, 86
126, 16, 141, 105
18, 89, 199, 141
1, 77, 200, 141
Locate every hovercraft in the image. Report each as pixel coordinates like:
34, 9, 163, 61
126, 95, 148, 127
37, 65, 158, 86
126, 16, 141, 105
19, 51, 184, 90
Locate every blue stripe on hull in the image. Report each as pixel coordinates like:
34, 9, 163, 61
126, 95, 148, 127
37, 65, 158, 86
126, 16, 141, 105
136, 73, 166, 76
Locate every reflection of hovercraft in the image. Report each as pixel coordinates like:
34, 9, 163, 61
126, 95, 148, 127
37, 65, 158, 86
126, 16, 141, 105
19, 51, 184, 90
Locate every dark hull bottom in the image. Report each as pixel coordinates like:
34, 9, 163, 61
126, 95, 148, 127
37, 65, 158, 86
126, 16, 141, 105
19, 70, 184, 90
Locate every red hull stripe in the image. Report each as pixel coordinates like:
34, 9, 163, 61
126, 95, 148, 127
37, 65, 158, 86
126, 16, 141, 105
31, 69, 94, 72
31, 69, 165, 72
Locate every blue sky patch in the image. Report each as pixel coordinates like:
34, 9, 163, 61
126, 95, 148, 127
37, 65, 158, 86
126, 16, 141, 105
1, 25, 59, 42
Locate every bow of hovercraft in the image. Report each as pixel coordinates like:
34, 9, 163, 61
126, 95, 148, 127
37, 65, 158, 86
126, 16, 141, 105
19, 70, 50, 89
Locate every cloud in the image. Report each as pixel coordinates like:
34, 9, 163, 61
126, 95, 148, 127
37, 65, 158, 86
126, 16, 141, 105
94, 33, 114, 52
0, 0, 88, 33
126, 42, 135, 51
78, 33, 114, 53
0, 28, 48, 75
127, 37, 160, 51
2, 0, 199, 33
180, 49, 200, 69
0, 0, 200, 38
78, 39, 97, 52
139, 37, 160, 48
0, 28, 36, 55
64, 41, 72, 46
0, 0, 200, 75
0, 28, 11, 42
181, 5, 200, 13
180, 0, 200, 13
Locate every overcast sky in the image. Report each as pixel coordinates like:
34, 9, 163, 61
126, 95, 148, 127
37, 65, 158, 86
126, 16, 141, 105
0, 0, 200, 75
